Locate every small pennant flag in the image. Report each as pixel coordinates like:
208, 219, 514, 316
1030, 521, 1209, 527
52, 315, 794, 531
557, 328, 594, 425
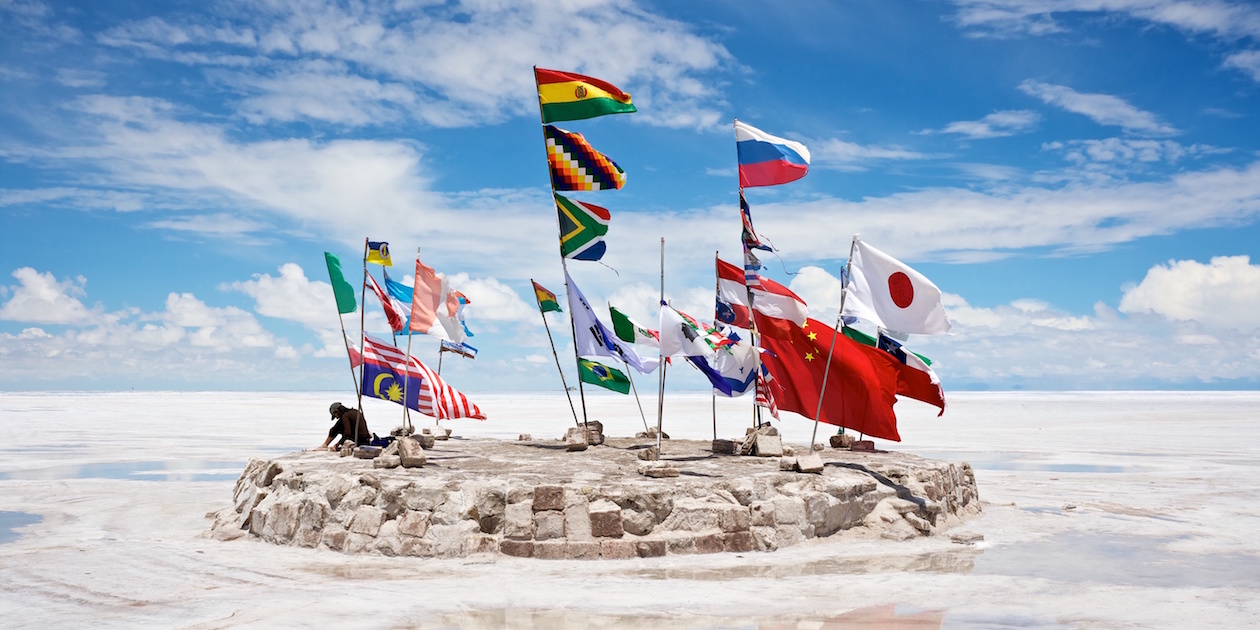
555, 193, 610, 261
535, 67, 636, 123
366, 241, 392, 266
531, 280, 562, 313
578, 358, 631, 394
545, 125, 626, 191
323, 252, 357, 315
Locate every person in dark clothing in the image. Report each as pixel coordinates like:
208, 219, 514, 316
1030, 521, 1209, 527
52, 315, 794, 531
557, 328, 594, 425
318, 402, 371, 451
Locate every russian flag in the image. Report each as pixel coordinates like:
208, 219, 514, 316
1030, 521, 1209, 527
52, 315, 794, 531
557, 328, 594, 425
735, 120, 811, 188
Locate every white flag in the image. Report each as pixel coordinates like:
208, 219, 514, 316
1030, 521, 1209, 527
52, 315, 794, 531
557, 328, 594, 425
841, 238, 951, 335
566, 271, 658, 374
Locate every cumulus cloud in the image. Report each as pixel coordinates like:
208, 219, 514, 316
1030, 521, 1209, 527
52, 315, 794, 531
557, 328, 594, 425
1018, 80, 1178, 135
1044, 138, 1222, 165
950, 0, 1260, 40
934, 109, 1040, 138
0, 267, 98, 325
1119, 256, 1260, 332
1224, 49, 1260, 82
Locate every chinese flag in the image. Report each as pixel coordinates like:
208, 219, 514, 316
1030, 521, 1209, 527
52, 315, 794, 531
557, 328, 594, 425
756, 315, 902, 441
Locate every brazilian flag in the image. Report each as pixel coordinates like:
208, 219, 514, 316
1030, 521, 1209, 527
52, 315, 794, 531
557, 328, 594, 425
578, 358, 630, 394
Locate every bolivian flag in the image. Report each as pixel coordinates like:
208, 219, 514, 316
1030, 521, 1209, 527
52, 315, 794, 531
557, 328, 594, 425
535, 67, 637, 123
531, 280, 562, 313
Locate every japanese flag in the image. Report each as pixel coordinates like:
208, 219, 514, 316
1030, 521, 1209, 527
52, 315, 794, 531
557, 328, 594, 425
842, 239, 951, 335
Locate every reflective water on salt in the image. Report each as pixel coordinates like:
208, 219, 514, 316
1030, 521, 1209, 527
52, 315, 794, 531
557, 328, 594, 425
0, 460, 243, 482
0, 510, 42, 544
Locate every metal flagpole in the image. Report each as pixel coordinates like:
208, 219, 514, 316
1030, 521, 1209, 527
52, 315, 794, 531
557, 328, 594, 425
810, 235, 859, 452
626, 368, 651, 434
712, 250, 719, 441
533, 65, 590, 429
536, 280, 580, 427
402, 246, 422, 435
337, 314, 360, 397
655, 237, 666, 455
355, 239, 369, 444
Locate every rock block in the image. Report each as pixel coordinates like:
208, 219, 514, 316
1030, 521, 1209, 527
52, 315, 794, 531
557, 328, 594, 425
851, 440, 875, 452
621, 508, 655, 536
904, 512, 932, 534
636, 539, 667, 558
666, 534, 696, 555
397, 437, 426, 468
717, 505, 750, 533
589, 500, 624, 538
711, 439, 736, 454
503, 502, 534, 540
416, 434, 436, 449
564, 500, 592, 541
950, 532, 984, 545
637, 446, 659, 461
830, 433, 855, 449
533, 540, 566, 560
643, 466, 679, 479
796, 452, 824, 474
754, 434, 783, 457
583, 420, 605, 446
694, 532, 725, 554
396, 510, 430, 538
340, 443, 354, 456
499, 539, 534, 558
772, 496, 807, 527
533, 510, 565, 540
373, 455, 401, 469
380, 441, 399, 458
783, 446, 796, 457
566, 541, 600, 560
780, 456, 797, 471
353, 446, 382, 459
722, 531, 756, 553
463, 534, 499, 556
600, 539, 637, 559
349, 506, 385, 536
564, 427, 589, 451
322, 529, 349, 551
532, 485, 564, 512
400, 537, 435, 557
749, 500, 775, 527
518, 434, 532, 441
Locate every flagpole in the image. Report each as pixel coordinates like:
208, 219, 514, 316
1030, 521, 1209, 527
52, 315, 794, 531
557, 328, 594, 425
609, 300, 652, 434
403, 246, 422, 435
337, 313, 361, 399
712, 250, 719, 441
536, 280, 580, 428
534, 65, 591, 430
356, 239, 368, 437
810, 235, 859, 452
655, 237, 666, 455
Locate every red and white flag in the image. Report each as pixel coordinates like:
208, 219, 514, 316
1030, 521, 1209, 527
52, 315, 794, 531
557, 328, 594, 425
366, 273, 407, 333
409, 258, 449, 339
842, 238, 951, 335
715, 257, 808, 338
362, 334, 485, 420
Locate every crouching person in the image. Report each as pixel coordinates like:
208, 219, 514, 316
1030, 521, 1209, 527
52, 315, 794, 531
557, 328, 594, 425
318, 402, 370, 451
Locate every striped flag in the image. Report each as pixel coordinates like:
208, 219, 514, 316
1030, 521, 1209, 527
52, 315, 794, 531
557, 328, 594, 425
535, 67, 636, 123
366, 273, 407, 333
361, 334, 485, 420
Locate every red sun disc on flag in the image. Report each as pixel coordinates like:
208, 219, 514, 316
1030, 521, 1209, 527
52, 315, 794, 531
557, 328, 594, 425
888, 272, 914, 308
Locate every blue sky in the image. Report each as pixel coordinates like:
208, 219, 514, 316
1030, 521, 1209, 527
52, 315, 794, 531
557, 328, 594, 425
2, 0, 1259, 393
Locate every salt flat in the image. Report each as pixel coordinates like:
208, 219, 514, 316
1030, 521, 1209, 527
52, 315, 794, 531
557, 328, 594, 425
1, 391, 1258, 628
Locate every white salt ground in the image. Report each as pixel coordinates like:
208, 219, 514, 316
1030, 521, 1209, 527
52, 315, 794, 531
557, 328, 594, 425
1, 390, 1258, 628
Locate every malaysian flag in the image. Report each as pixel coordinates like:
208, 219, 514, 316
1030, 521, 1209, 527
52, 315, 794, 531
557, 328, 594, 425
361, 334, 486, 420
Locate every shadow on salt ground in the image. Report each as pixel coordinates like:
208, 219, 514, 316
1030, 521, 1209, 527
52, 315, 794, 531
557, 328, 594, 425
0, 460, 244, 482
417, 603, 949, 629
628, 548, 981, 580
974, 532, 1260, 589
0, 510, 42, 544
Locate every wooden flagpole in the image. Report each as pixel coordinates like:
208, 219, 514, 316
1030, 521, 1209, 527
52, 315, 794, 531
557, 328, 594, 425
810, 235, 859, 452
536, 279, 580, 428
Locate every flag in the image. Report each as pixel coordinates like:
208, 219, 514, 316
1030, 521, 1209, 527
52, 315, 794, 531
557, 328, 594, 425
345, 332, 362, 368
442, 289, 473, 343
577, 358, 631, 394
323, 252, 357, 315
532, 280, 562, 313
658, 303, 734, 395
744, 248, 764, 290
545, 125, 626, 191
361, 334, 485, 420
842, 238, 951, 335
879, 332, 944, 416
716, 257, 808, 338
566, 271, 658, 374
711, 335, 759, 397
535, 67, 637, 123
408, 258, 449, 339
441, 339, 478, 359
755, 372, 780, 420
609, 305, 659, 347
366, 273, 407, 333
555, 193, 610, 261
740, 192, 772, 252
366, 241, 392, 266
735, 120, 811, 188
756, 314, 901, 441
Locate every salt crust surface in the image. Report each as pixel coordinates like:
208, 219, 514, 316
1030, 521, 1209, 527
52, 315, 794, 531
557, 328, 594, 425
1, 391, 1259, 628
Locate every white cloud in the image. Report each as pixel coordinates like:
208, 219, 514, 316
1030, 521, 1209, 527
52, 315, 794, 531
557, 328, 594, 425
0, 267, 98, 324
1018, 80, 1178, 135
935, 109, 1040, 138
144, 212, 272, 238
96, 0, 734, 130
811, 137, 929, 170
1224, 49, 1260, 82
1119, 256, 1260, 332
1046, 137, 1222, 165
445, 273, 536, 324
224, 263, 335, 330
158, 292, 276, 350
950, 0, 1260, 40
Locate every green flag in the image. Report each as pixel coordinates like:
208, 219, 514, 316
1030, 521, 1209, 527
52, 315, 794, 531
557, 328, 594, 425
609, 305, 659, 347
555, 193, 609, 261
324, 252, 357, 315
577, 358, 630, 394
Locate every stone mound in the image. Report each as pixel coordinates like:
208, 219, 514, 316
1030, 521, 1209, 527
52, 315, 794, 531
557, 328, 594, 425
206, 437, 980, 560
